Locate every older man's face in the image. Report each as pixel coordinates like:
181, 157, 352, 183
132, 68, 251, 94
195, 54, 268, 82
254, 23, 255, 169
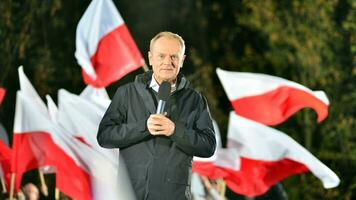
148, 37, 185, 84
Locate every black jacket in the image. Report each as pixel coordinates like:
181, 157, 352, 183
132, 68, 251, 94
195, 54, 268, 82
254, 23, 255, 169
97, 71, 216, 200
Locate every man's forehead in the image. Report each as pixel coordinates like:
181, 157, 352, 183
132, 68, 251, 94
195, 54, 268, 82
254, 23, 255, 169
152, 37, 183, 52
153, 50, 180, 55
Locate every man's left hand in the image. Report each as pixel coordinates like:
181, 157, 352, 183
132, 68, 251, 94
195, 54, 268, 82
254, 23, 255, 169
147, 113, 175, 136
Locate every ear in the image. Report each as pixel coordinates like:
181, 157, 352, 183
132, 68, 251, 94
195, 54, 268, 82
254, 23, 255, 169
180, 54, 186, 68
148, 51, 152, 65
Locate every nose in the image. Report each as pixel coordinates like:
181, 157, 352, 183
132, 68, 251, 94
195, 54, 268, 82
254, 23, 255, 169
163, 55, 173, 64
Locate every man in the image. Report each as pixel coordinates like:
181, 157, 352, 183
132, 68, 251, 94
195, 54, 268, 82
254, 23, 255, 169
97, 31, 216, 200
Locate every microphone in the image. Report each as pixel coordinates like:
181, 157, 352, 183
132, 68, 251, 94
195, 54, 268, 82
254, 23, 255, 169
156, 81, 171, 114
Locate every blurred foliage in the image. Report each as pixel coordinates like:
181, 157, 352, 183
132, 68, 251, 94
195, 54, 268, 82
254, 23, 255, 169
0, 0, 355, 199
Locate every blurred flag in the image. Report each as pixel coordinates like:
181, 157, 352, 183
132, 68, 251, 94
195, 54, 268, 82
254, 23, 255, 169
194, 112, 339, 197
12, 91, 92, 200
12, 67, 135, 199
79, 85, 111, 110
11, 67, 91, 199
46, 95, 134, 200
192, 119, 238, 196
57, 88, 118, 162
0, 87, 5, 105
75, 0, 144, 88
216, 68, 329, 125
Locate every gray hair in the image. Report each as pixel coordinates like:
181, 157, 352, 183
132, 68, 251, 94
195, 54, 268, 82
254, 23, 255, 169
150, 31, 185, 55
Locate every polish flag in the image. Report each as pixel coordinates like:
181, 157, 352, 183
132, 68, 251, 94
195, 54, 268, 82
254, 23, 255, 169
11, 68, 91, 199
216, 68, 329, 125
12, 91, 92, 200
192, 119, 238, 191
194, 112, 340, 197
0, 87, 5, 105
75, 0, 144, 88
46, 94, 135, 200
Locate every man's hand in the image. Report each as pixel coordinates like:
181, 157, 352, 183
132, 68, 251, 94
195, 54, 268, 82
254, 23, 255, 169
147, 113, 175, 136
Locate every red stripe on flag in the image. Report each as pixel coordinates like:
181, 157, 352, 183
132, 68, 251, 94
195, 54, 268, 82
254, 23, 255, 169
225, 157, 309, 196
0, 88, 6, 105
192, 161, 230, 179
231, 86, 328, 125
12, 132, 91, 200
83, 24, 144, 88
193, 157, 309, 197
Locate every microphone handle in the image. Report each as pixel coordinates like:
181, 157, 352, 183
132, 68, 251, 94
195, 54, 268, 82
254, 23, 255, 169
156, 100, 166, 114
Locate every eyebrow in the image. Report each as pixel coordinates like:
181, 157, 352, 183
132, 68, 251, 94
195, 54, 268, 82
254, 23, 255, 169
156, 52, 180, 56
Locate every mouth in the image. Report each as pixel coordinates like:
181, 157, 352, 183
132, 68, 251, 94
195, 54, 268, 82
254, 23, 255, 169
161, 64, 176, 69
161, 68, 174, 72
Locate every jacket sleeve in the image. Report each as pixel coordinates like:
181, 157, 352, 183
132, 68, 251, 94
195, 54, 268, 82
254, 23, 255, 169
169, 95, 216, 157
97, 86, 150, 149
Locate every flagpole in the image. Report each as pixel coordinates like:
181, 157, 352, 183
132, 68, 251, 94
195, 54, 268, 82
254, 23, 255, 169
38, 170, 48, 196
142, 61, 149, 72
218, 178, 226, 200
1, 177, 6, 193
55, 188, 60, 200
9, 173, 15, 200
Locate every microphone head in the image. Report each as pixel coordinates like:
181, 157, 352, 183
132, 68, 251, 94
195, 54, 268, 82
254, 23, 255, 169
158, 81, 171, 101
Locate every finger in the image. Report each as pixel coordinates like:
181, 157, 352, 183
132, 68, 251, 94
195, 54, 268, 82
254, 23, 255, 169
150, 114, 167, 120
147, 124, 164, 131
147, 116, 164, 124
147, 119, 165, 127
152, 130, 168, 136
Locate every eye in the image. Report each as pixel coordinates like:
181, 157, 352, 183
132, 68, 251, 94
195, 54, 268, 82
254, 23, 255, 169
158, 54, 165, 59
171, 55, 178, 60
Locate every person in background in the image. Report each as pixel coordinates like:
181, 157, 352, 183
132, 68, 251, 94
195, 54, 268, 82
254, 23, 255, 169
22, 183, 39, 200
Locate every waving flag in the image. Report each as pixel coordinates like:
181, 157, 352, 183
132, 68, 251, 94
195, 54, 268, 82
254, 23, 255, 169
223, 112, 339, 196
46, 95, 134, 200
75, 0, 144, 88
11, 68, 91, 199
12, 92, 92, 200
57, 88, 118, 162
12, 67, 135, 199
216, 68, 329, 125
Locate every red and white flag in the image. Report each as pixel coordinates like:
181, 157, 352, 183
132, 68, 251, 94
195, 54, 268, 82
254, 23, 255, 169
194, 112, 340, 197
46, 94, 134, 200
75, 0, 144, 88
12, 91, 92, 200
13, 67, 135, 199
11, 68, 91, 199
216, 68, 329, 125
